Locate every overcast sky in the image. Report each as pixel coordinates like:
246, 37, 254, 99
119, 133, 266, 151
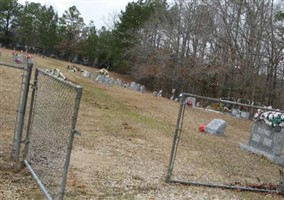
18, 0, 133, 29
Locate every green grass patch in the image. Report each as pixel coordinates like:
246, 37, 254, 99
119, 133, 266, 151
80, 84, 173, 136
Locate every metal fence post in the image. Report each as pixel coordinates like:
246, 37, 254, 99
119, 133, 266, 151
14, 62, 33, 160
166, 94, 186, 182
23, 68, 38, 160
59, 87, 83, 200
277, 172, 284, 194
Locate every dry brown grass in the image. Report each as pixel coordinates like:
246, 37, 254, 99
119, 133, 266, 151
0, 48, 283, 199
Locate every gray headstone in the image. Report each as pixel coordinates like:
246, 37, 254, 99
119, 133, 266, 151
97, 75, 105, 84
82, 70, 90, 78
140, 85, 145, 93
231, 108, 238, 116
136, 83, 141, 92
130, 82, 135, 88
95, 73, 100, 80
153, 91, 158, 96
240, 121, 284, 165
104, 76, 110, 85
241, 111, 250, 119
108, 77, 115, 85
205, 119, 227, 135
115, 79, 122, 87
130, 82, 137, 91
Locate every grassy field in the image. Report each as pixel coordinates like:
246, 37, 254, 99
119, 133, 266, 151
0, 47, 283, 199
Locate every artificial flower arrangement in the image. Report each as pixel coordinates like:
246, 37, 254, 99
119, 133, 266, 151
253, 109, 284, 128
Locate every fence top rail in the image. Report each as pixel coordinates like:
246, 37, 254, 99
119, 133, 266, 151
37, 68, 82, 91
182, 93, 284, 113
0, 61, 25, 70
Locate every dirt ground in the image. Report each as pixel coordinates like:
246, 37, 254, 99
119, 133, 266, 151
0, 48, 284, 199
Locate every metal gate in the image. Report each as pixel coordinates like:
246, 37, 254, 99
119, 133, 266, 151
24, 68, 82, 199
166, 93, 284, 194
0, 61, 33, 160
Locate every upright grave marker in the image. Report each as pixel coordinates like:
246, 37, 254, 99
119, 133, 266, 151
240, 111, 284, 165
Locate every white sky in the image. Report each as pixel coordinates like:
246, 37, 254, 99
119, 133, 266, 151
18, 0, 133, 29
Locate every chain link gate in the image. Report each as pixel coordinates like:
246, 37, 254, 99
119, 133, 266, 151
166, 93, 284, 195
23, 68, 82, 200
0, 61, 33, 160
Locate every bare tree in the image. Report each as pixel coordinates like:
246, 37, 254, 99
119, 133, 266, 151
129, 0, 284, 107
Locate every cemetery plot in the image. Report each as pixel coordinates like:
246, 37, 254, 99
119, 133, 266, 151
1, 48, 284, 199
79, 69, 146, 93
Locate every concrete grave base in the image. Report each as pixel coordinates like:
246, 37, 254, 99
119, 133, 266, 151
240, 143, 284, 165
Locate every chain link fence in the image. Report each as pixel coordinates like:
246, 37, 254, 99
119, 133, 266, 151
0, 61, 32, 160
24, 68, 82, 199
166, 93, 284, 194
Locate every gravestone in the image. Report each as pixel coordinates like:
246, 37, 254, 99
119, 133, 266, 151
231, 108, 239, 116
104, 76, 112, 86
115, 79, 122, 87
97, 75, 105, 84
240, 121, 284, 165
136, 83, 141, 92
95, 74, 101, 82
205, 119, 227, 136
130, 82, 136, 90
82, 70, 90, 78
107, 77, 115, 85
153, 91, 158, 96
140, 85, 145, 93
240, 111, 250, 119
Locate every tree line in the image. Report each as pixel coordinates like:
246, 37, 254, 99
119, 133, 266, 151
1, 0, 284, 109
